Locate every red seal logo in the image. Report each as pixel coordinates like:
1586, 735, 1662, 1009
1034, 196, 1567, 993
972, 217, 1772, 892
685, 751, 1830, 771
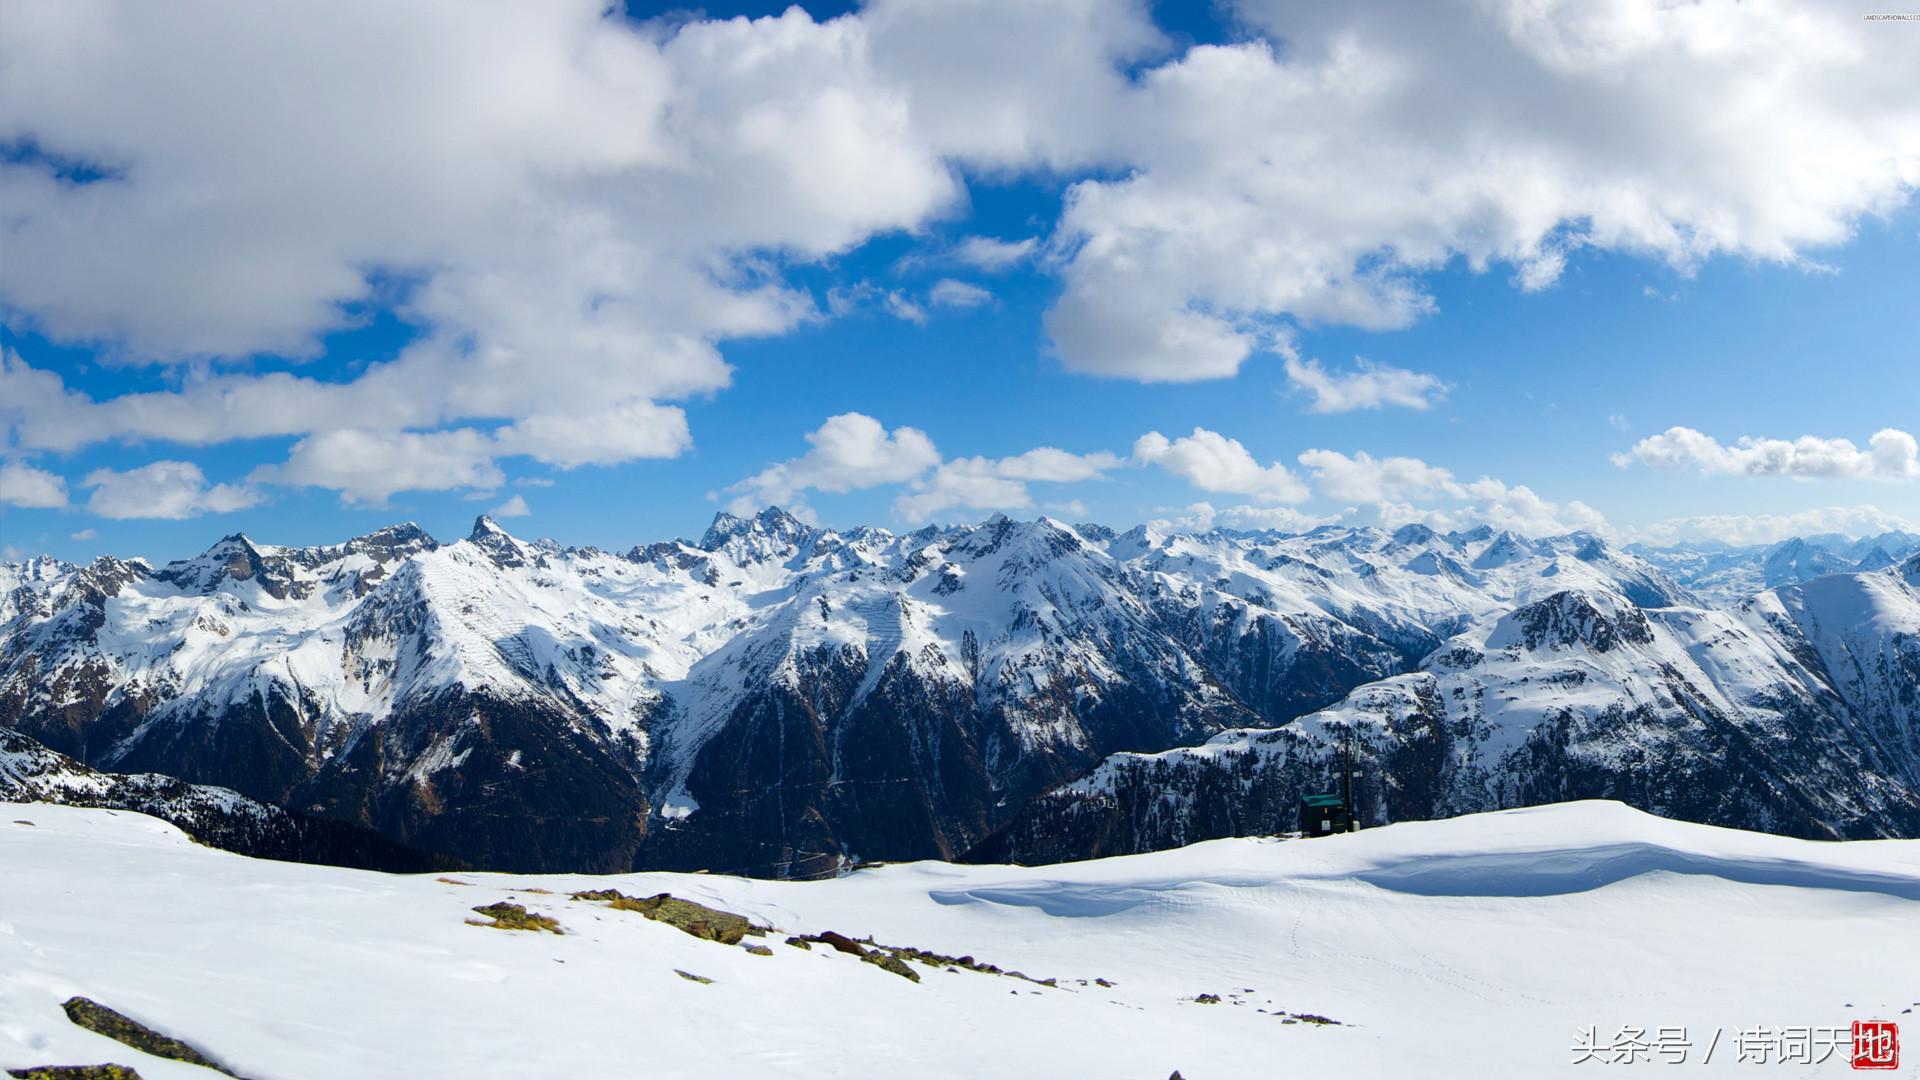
1853, 1020, 1899, 1071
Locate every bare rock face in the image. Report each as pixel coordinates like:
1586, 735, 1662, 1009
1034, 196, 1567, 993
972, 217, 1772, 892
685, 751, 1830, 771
974, 584, 1920, 865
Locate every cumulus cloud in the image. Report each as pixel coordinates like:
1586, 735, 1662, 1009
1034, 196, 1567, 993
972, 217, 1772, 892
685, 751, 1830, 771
726, 414, 1119, 523
1632, 504, 1918, 547
489, 494, 531, 519
6, 0, 1918, 515
1283, 356, 1447, 413
952, 236, 1038, 271
0, 3, 958, 497
1045, 0, 1920, 380
1298, 448, 1605, 536
83, 461, 261, 520
928, 279, 994, 310
0, 460, 69, 508
1133, 428, 1309, 503
493, 401, 692, 469
1456, 478, 1607, 537
252, 429, 504, 506
1619, 427, 1920, 479
895, 447, 1120, 521
725, 413, 942, 517
1150, 501, 1336, 534
1297, 449, 1459, 504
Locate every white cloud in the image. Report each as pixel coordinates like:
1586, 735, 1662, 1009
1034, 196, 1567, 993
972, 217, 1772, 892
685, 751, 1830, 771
489, 494, 531, 519
895, 447, 1119, 521
1151, 501, 1335, 534
1621, 427, 1920, 480
952, 235, 1038, 271
70, 528, 96, 541
1632, 505, 1918, 547
1297, 449, 1460, 503
726, 413, 942, 516
3, 0, 1916, 514
493, 401, 691, 469
827, 283, 929, 325
727, 415, 1119, 524
0, 460, 69, 508
1298, 448, 1605, 536
929, 279, 994, 310
1457, 478, 1607, 537
0, 3, 961, 486
883, 292, 929, 325
1283, 356, 1448, 413
1044, 1, 1920, 380
252, 429, 503, 506
1043, 499, 1089, 518
1133, 428, 1309, 503
83, 461, 260, 520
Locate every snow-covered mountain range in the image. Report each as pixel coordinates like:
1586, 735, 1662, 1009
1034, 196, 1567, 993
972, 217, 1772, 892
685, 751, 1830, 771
1629, 530, 1920, 605
3, 509, 1916, 874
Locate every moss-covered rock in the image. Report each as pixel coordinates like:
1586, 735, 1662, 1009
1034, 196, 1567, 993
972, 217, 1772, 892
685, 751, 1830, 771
58, 998, 238, 1077
468, 902, 564, 934
7, 1060, 142, 1068
569, 890, 749, 944
673, 969, 713, 984
743, 943, 774, 956
861, 951, 921, 982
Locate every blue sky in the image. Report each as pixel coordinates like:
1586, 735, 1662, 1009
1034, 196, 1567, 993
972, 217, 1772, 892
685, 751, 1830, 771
2, 0, 1917, 563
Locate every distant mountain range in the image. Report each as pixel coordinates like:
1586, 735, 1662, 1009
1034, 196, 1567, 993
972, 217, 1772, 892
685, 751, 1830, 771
1628, 530, 1920, 605
4, 510, 1917, 875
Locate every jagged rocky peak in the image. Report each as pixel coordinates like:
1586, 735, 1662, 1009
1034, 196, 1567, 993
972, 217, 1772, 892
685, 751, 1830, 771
466, 514, 533, 568
698, 506, 815, 563
347, 521, 438, 560
3, 554, 75, 580
75, 554, 150, 591
153, 532, 275, 595
1488, 589, 1655, 653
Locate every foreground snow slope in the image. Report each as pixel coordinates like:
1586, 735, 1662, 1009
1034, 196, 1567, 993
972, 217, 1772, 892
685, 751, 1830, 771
4, 802, 1916, 1078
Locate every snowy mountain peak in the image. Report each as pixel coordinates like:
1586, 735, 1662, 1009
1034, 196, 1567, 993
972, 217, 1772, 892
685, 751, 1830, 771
1762, 537, 1850, 586
1471, 530, 1533, 569
352, 521, 437, 555
1487, 589, 1654, 654
7, 510, 1910, 877
698, 506, 814, 563
1389, 523, 1439, 548
464, 514, 535, 569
